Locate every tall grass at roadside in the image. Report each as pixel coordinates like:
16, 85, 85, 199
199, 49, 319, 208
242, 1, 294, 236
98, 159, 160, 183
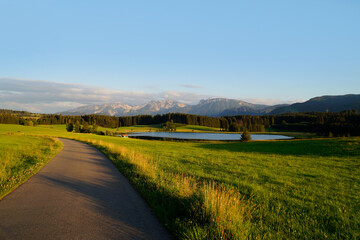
0, 134, 63, 199
0, 124, 359, 239
84, 138, 255, 239
69, 135, 360, 239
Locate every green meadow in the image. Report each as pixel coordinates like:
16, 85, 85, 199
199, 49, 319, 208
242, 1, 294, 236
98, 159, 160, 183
0, 124, 359, 239
0, 133, 63, 199
100, 124, 220, 133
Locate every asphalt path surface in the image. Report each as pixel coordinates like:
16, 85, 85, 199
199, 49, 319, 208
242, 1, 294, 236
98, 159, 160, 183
0, 138, 172, 240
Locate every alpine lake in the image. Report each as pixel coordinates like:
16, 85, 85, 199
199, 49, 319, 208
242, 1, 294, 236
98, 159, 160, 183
124, 132, 293, 141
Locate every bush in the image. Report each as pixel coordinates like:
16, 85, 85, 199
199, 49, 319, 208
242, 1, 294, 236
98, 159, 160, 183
105, 130, 113, 136
74, 121, 81, 133
82, 122, 90, 133
66, 123, 74, 132
163, 120, 176, 131
91, 124, 98, 133
240, 129, 251, 142
24, 120, 34, 127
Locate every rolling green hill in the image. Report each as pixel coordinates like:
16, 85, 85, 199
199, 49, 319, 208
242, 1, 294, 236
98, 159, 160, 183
270, 94, 360, 114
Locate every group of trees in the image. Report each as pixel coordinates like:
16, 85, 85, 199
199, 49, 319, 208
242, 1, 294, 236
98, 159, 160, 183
220, 110, 360, 137
118, 113, 221, 128
221, 116, 266, 132
1, 109, 359, 137
268, 110, 360, 137
0, 111, 265, 132
0, 113, 37, 126
162, 120, 177, 131
0, 113, 19, 124
66, 121, 98, 134
119, 113, 268, 132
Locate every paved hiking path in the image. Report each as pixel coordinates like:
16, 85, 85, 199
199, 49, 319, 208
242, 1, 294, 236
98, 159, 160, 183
0, 138, 172, 240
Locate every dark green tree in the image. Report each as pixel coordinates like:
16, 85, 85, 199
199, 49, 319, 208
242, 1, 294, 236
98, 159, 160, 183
74, 120, 81, 133
66, 122, 74, 132
82, 122, 90, 133
91, 124, 98, 134
163, 120, 176, 131
240, 129, 251, 142
229, 122, 240, 132
24, 120, 34, 126
19, 118, 25, 125
220, 118, 229, 131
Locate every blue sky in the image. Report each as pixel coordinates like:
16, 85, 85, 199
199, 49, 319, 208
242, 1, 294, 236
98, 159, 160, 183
0, 1, 359, 112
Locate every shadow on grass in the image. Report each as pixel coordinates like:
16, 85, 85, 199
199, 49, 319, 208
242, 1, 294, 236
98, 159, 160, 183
93, 144, 214, 239
197, 138, 360, 157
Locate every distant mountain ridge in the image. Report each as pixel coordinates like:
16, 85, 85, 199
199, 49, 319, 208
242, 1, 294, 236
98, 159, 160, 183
269, 94, 360, 114
59, 100, 187, 116
60, 98, 270, 117
186, 98, 265, 116
220, 104, 289, 116
59, 94, 360, 117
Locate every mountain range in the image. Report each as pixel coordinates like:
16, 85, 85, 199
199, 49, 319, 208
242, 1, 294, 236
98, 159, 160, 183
59, 94, 360, 117
269, 94, 360, 114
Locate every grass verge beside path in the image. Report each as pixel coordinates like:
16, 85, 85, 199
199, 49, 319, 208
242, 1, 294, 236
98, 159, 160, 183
78, 138, 255, 239
109, 124, 221, 133
0, 124, 359, 239
0, 134, 63, 199
71, 136, 360, 239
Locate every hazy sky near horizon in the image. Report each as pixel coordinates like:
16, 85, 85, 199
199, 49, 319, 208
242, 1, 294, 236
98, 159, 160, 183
0, 1, 359, 113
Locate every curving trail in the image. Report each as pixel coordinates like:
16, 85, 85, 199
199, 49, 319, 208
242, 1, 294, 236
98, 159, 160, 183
0, 138, 172, 240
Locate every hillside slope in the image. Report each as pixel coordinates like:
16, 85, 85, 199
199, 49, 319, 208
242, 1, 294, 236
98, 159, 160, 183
270, 94, 360, 114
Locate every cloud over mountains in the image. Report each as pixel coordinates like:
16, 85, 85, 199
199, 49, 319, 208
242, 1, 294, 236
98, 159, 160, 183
0, 78, 212, 113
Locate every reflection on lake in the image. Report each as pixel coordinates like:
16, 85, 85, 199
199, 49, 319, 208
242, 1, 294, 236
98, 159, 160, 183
125, 132, 293, 141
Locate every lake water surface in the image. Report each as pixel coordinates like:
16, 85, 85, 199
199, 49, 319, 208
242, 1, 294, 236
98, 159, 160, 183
126, 132, 293, 141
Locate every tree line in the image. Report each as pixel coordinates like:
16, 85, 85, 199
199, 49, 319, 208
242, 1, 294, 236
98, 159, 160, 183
0, 110, 359, 137
268, 110, 360, 137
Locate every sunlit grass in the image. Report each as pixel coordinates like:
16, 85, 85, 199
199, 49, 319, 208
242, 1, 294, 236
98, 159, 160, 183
0, 124, 359, 239
176, 125, 221, 132
115, 124, 220, 133
0, 133, 63, 199
80, 138, 255, 239
70, 135, 359, 239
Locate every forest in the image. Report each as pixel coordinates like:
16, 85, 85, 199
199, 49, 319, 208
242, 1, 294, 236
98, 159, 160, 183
0, 109, 359, 137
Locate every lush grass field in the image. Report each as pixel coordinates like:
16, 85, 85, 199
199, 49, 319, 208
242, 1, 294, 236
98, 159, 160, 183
80, 136, 360, 239
0, 124, 359, 239
176, 124, 221, 132
0, 133, 63, 199
103, 124, 163, 133
114, 124, 220, 133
